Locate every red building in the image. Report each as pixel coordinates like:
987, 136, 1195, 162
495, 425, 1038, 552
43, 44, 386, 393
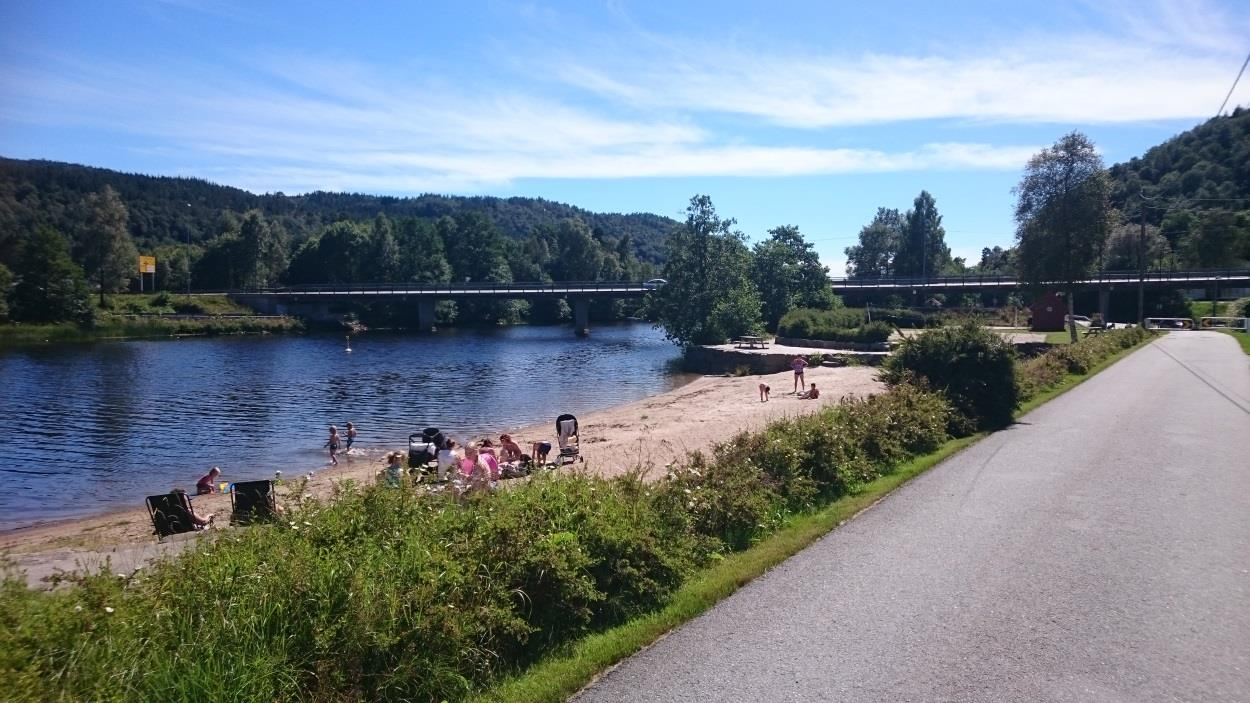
1030, 291, 1066, 331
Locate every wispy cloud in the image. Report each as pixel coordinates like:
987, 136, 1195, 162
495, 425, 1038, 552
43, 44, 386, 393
2, 0, 1246, 194
549, 0, 1249, 127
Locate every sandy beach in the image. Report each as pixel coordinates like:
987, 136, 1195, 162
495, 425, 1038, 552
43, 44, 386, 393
1, 364, 881, 587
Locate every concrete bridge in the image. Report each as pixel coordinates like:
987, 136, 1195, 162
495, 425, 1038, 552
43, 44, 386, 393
233, 281, 651, 335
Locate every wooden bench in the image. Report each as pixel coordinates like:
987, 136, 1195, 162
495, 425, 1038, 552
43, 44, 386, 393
735, 336, 768, 349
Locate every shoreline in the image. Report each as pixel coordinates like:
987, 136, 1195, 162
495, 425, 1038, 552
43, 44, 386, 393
1, 364, 882, 586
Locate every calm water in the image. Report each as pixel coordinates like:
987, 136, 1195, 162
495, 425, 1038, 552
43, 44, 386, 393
0, 324, 691, 529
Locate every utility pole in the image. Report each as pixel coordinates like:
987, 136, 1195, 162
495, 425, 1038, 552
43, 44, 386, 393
1137, 197, 1146, 326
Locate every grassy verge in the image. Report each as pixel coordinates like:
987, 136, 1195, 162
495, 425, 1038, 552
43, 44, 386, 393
1215, 328, 1250, 356
474, 331, 1159, 703
0, 316, 301, 345
471, 434, 981, 703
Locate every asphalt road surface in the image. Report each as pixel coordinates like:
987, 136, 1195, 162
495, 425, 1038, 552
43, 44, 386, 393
575, 332, 1250, 703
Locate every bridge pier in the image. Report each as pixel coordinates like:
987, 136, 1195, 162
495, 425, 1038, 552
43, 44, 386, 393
416, 298, 437, 332
1099, 288, 1111, 324
572, 298, 590, 337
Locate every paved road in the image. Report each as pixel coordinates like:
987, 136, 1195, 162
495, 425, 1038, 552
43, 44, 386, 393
575, 332, 1250, 702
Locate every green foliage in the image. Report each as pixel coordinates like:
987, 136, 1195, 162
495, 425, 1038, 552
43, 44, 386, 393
77, 186, 139, 305
9, 226, 92, 325
1017, 326, 1155, 401
844, 207, 902, 278
776, 308, 890, 344
750, 225, 837, 329
1015, 132, 1112, 291
871, 308, 940, 329
1, 384, 955, 702
1109, 107, 1250, 229
0, 263, 11, 322
895, 190, 952, 278
652, 196, 762, 346
882, 321, 1020, 431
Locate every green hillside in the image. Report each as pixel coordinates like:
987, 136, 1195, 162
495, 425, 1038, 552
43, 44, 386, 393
0, 157, 676, 266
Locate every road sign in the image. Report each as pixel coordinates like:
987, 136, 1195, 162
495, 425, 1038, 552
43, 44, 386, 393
138, 255, 156, 274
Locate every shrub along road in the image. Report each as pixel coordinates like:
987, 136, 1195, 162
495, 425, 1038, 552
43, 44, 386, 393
574, 331, 1250, 703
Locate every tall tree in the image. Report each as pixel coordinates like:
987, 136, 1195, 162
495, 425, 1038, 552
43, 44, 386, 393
369, 213, 401, 282
0, 262, 12, 322
1014, 132, 1112, 341
845, 208, 903, 278
895, 191, 951, 278
78, 186, 138, 305
10, 226, 92, 324
550, 218, 604, 282
652, 195, 762, 346
1181, 210, 1248, 268
237, 210, 287, 288
752, 225, 836, 329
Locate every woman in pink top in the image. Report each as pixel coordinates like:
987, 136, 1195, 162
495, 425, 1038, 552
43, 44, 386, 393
791, 356, 809, 394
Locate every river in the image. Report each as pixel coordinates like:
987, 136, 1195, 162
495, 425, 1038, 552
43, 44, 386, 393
0, 323, 691, 529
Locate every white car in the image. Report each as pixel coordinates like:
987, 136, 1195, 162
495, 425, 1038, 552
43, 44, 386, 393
1065, 315, 1092, 327
642, 278, 668, 290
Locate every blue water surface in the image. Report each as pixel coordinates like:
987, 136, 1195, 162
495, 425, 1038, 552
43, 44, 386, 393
0, 323, 690, 529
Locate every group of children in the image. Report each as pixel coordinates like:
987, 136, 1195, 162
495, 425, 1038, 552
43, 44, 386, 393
383, 433, 554, 488
758, 355, 822, 402
324, 422, 358, 465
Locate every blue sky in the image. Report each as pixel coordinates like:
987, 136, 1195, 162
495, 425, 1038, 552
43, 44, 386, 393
2, 1, 1248, 273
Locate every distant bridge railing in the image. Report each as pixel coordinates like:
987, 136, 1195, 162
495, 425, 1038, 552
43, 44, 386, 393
233, 281, 653, 300
829, 268, 1250, 292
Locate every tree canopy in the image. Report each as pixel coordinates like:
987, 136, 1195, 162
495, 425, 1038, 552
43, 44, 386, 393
651, 196, 763, 346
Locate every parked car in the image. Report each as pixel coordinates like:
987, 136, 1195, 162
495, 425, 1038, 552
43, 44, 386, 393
1065, 314, 1092, 327
642, 278, 668, 290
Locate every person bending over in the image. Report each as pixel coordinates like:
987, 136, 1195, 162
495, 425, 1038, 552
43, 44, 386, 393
196, 466, 221, 495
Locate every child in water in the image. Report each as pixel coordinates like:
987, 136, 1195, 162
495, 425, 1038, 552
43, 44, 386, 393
345, 422, 357, 454
325, 425, 340, 465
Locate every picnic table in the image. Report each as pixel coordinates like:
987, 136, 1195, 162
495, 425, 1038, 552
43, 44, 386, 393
735, 335, 769, 349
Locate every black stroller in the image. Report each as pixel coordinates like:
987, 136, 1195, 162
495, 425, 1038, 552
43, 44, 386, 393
409, 427, 444, 474
556, 413, 582, 465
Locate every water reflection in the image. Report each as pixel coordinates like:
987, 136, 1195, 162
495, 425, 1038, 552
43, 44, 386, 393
0, 323, 691, 528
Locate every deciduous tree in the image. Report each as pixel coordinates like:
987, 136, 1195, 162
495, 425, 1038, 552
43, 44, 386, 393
652, 195, 762, 346
78, 186, 138, 306
1014, 132, 1111, 341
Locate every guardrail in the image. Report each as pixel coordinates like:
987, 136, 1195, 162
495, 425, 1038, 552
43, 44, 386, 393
829, 268, 1250, 290
235, 281, 653, 296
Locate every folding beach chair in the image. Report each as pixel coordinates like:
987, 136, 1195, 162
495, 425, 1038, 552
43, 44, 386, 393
230, 480, 278, 525
146, 492, 199, 540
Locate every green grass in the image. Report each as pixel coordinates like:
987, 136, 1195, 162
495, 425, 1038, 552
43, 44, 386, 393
1215, 328, 1250, 356
1016, 335, 1155, 415
470, 435, 983, 703
102, 292, 257, 316
1044, 330, 1075, 344
0, 315, 301, 345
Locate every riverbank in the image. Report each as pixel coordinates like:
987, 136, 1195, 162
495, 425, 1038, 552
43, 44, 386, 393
0, 364, 881, 586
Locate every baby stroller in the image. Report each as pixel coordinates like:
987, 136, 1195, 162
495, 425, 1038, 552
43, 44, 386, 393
556, 413, 582, 465
409, 427, 443, 473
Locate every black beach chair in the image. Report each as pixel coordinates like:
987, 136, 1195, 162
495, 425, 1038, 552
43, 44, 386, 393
409, 427, 444, 472
146, 492, 199, 540
230, 480, 278, 525
556, 413, 582, 465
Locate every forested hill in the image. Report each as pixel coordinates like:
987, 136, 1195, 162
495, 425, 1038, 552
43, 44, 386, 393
0, 157, 676, 263
1109, 106, 1250, 224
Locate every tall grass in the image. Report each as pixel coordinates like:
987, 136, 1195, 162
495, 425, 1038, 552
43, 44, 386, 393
1, 386, 954, 702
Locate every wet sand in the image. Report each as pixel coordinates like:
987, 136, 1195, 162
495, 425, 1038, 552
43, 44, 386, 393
1, 365, 882, 587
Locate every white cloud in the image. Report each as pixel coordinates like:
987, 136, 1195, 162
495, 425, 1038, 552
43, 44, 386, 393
551, 0, 1250, 127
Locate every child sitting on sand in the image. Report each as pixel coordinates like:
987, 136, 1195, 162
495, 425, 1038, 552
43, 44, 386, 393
384, 452, 404, 487
799, 383, 820, 400
195, 466, 221, 495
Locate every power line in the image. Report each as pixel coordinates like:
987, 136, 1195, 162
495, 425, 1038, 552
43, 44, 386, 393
1216, 51, 1250, 116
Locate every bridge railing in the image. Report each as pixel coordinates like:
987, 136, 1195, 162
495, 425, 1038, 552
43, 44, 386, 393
828, 268, 1250, 289
240, 281, 651, 295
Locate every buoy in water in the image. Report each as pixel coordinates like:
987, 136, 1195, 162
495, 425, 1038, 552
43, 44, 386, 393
345, 336, 352, 353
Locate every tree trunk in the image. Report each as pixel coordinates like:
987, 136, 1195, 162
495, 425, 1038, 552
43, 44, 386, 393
99, 270, 106, 308
1067, 287, 1078, 343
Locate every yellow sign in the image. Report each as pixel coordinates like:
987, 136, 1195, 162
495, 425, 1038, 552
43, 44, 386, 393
138, 255, 156, 274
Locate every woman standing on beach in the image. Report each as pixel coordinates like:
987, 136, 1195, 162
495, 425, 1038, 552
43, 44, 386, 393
791, 355, 809, 394
325, 425, 340, 465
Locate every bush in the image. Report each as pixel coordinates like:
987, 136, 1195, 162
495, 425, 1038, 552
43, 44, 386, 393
881, 321, 1019, 431
777, 308, 889, 344
1, 383, 958, 702
1016, 326, 1155, 401
872, 308, 941, 329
